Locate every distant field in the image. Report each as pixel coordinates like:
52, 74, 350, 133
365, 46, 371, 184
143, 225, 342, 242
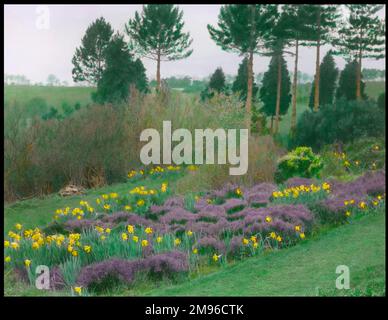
364, 81, 385, 99
4, 85, 95, 107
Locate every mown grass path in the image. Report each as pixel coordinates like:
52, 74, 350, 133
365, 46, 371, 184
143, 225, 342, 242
145, 212, 385, 296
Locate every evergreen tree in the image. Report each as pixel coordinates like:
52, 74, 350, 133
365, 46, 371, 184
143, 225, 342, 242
93, 34, 148, 104
309, 51, 339, 109
336, 60, 367, 102
259, 11, 293, 134
303, 5, 340, 111
259, 55, 291, 132
232, 57, 258, 102
208, 5, 278, 126
281, 5, 317, 135
72, 17, 114, 85
201, 67, 226, 101
126, 5, 193, 91
333, 5, 385, 100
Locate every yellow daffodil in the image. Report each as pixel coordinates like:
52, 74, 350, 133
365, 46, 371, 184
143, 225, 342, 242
359, 201, 367, 209
15, 223, 22, 230
132, 236, 139, 243
295, 225, 301, 232
24, 259, 31, 267
193, 248, 198, 254
242, 238, 249, 245
265, 216, 272, 223
83, 245, 92, 253
186, 230, 193, 236
127, 225, 134, 234
212, 254, 219, 262
269, 232, 276, 239
5, 256, 11, 263
137, 199, 145, 206
105, 228, 111, 234
124, 205, 132, 211
141, 239, 148, 247
174, 238, 181, 246
121, 233, 128, 241
32, 242, 40, 250
74, 286, 82, 295
145, 227, 153, 234
299, 233, 305, 239
71, 250, 78, 257
345, 211, 351, 217
11, 242, 19, 250
276, 235, 282, 242
156, 236, 162, 243
4, 240, 10, 248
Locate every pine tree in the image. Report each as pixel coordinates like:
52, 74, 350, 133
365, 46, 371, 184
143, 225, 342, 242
281, 5, 317, 135
232, 57, 258, 102
336, 60, 367, 102
72, 17, 114, 85
208, 5, 278, 128
309, 51, 339, 108
333, 5, 385, 100
125, 5, 193, 91
303, 5, 340, 111
259, 11, 293, 134
93, 33, 148, 104
259, 55, 291, 133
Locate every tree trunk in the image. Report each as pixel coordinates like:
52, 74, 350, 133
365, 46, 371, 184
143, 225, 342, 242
245, 50, 254, 130
313, 10, 321, 112
274, 54, 282, 134
156, 52, 161, 91
356, 49, 362, 100
290, 39, 299, 136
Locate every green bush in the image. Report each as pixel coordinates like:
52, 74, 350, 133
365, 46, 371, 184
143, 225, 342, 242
274, 147, 323, 183
291, 98, 385, 151
377, 92, 385, 110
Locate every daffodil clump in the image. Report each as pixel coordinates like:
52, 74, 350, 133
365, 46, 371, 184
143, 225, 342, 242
126, 164, 196, 182
271, 182, 330, 205
53, 183, 170, 221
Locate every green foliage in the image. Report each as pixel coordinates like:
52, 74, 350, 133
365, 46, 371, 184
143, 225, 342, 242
320, 137, 386, 180
291, 99, 385, 150
72, 17, 114, 85
93, 33, 148, 104
275, 147, 323, 183
201, 67, 227, 101
377, 92, 385, 110
25, 97, 49, 118
259, 55, 291, 118
309, 51, 339, 109
125, 5, 193, 61
333, 5, 385, 62
207, 5, 278, 55
232, 57, 258, 102
336, 60, 368, 101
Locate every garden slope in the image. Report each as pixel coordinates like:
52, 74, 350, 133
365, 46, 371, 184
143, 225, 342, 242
145, 211, 385, 296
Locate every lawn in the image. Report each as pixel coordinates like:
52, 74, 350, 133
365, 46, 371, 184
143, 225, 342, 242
145, 211, 386, 296
4, 85, 95, 107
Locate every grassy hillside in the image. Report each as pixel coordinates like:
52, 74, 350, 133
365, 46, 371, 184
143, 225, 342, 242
145, 212, 385, 297
4, 85, 95, 107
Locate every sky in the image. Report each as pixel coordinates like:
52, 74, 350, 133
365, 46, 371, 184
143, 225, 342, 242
4, 4, 386, 85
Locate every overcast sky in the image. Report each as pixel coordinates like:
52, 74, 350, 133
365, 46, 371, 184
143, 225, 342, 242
4, 4, 386, 85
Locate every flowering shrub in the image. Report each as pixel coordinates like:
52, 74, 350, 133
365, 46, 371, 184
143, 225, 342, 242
275, 147, 323, 184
